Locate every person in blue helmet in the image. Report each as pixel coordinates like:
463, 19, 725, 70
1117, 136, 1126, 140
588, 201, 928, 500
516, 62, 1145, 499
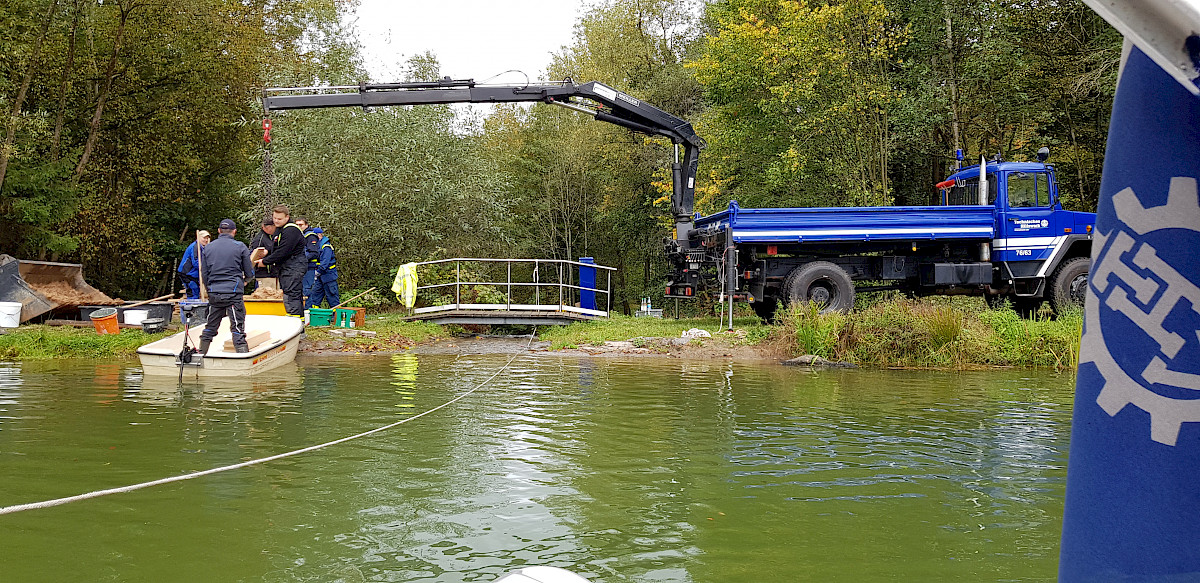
305, 228, 341, 309
176, 230, 210, 299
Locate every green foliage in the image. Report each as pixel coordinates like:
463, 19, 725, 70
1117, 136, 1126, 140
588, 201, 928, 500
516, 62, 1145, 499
796, 297, 1082, 369
773, 302, 846, 358
0, 326, 170, 359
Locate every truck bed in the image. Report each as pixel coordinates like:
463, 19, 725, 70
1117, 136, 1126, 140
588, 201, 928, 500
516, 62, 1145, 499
693, 202, 997, 244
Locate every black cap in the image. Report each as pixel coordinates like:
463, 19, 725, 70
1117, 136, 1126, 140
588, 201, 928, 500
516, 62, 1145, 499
219, 219, 236, 230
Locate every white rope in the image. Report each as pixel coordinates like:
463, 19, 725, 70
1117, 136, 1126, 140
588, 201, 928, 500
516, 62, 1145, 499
0, 332, 536, 516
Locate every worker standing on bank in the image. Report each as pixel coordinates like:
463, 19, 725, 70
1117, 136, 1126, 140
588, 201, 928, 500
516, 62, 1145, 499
255, 204, 307, 318
198, 219, 254, 354
306, 228, 341, 309
295, 217, 320, 304
177, 230, 210, 299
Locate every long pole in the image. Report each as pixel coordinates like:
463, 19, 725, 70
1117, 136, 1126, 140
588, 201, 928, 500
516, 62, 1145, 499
196, 230, 207, 301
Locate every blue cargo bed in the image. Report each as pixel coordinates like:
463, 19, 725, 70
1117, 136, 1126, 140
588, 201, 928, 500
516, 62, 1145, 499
694, 201, 997, 244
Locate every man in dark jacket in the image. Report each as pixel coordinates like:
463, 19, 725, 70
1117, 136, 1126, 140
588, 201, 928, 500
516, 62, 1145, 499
256, 204, 307, 317
199, 219, 254, 354
248, 216, 276, 282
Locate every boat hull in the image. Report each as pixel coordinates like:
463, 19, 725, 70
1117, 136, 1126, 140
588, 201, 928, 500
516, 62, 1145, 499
137, 314, 304, 377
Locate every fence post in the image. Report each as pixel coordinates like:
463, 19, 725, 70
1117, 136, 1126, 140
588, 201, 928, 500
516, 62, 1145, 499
455, 261, 461, 309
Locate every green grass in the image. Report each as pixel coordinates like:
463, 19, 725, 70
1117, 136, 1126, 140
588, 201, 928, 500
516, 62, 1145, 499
0, 326, 173, 360
304, 310, 444, 348
768, 297, 1083, 369
538, 314, 771, 350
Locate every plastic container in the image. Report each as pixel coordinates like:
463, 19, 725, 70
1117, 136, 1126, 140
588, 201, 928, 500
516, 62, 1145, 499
334, 308, 363, 328
89, 307, 120, 334
308, 308, 334, 327
123, 309, 149, 325
0, 301, 21, 328
140, 317, 167, 334
178, 300, 208, 326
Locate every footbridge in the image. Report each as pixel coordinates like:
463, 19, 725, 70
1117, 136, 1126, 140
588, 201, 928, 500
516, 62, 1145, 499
401, 258, 616, 326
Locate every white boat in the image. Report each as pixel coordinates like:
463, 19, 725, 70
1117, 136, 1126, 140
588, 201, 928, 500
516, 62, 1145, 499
137, 314, 304, 377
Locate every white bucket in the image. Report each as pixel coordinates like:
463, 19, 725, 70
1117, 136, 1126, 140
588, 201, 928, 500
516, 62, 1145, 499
0, 301, 21, 328
123, 309, 149, 325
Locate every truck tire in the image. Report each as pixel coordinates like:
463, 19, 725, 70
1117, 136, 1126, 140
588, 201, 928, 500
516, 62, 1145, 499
1048, 256, 1090, 315
782, 261, 855, 314
751, 297, 779, 324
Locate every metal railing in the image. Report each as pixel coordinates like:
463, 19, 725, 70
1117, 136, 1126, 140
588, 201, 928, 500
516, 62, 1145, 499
409, 258, 616, 317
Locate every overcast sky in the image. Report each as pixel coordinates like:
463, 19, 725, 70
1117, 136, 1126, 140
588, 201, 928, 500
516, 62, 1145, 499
349, 0, 588, 84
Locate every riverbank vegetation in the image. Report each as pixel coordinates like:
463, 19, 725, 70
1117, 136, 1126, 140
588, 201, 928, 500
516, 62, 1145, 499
3, 0, 1119, 310
0, 298, 1080, 369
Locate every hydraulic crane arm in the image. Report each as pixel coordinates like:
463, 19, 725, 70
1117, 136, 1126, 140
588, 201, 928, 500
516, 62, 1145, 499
262, 77, 704, 239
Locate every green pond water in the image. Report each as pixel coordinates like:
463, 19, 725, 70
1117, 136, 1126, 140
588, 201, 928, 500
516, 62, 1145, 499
0, 354, 1075, 582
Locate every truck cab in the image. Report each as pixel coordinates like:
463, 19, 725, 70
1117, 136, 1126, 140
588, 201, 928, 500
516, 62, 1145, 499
942, 161, 1095, 307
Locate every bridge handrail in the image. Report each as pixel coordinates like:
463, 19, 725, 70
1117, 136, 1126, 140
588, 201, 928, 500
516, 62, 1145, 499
407, 257, 615, 316
412, 257, 618, 271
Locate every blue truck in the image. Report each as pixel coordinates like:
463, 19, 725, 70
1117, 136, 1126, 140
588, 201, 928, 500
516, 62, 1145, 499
665, 152, 1096, 321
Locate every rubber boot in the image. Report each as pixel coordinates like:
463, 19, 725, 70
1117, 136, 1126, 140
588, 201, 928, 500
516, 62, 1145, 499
197, 339, 211, 356
234, 342, 249, 354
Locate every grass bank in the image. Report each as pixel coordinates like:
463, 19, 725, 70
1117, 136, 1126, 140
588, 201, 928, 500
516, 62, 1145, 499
768, 298, 1082, 369
538, 314, 772, 350
0, 326, 173, 360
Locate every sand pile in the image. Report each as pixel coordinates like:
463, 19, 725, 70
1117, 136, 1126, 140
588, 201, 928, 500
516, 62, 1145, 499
31, 281, 119, 305
248, 286, 284, 299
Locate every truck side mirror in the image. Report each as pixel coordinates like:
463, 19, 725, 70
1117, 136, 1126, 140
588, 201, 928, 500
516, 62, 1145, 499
1036, 147, 1050, 162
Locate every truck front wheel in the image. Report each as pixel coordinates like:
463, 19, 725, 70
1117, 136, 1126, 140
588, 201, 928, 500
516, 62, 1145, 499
783, 261, 855, 314
1048, 256, 1089, 314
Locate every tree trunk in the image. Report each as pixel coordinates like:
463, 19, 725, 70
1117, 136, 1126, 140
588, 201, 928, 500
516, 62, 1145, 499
0, 0, 61, 190
51, 0, 82, 162
74, 1, 135, 180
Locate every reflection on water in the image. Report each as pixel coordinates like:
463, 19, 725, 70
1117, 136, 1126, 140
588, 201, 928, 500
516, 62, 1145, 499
0, 356, 1074, 581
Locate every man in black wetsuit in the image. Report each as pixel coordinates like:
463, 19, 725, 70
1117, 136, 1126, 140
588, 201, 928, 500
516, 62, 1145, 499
198, 219, 254, 354
255, 204, 307, 318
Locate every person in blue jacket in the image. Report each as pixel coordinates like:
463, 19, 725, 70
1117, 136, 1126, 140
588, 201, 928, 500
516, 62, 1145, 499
295, 217, 320, 303
306, 228, 341, 309
176, 230, 210, 299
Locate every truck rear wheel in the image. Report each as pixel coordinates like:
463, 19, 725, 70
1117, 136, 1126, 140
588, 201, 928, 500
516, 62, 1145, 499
782, 261, 855, 314
1048, 256, 1089, 314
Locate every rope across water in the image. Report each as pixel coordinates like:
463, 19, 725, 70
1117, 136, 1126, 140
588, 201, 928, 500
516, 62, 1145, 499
0, 332, 536, 516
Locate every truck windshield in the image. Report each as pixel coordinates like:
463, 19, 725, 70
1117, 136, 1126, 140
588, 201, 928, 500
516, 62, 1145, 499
945, 174, 997, 205
1007, 172, 1051, 207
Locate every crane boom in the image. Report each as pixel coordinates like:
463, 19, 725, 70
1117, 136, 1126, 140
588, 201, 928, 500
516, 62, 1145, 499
262, 77, 703, 241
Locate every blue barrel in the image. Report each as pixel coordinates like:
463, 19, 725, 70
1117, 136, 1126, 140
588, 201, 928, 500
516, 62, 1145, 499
1059, 46, 1200, 580
578, 257, 596, 311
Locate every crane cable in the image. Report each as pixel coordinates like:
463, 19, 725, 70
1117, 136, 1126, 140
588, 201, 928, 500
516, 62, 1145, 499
0, 329, 538, 516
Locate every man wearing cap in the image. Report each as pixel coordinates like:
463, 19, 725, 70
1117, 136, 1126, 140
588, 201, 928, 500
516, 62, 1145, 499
177, 230, 210, 299
256, 204, 307, 317
198, 219, 254, 354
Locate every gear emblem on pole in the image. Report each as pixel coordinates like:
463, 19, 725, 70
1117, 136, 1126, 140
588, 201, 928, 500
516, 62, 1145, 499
1081, 177, 1200, 446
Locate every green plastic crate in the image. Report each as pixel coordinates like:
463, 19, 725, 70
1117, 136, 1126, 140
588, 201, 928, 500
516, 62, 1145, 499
308, 308, 334, 327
